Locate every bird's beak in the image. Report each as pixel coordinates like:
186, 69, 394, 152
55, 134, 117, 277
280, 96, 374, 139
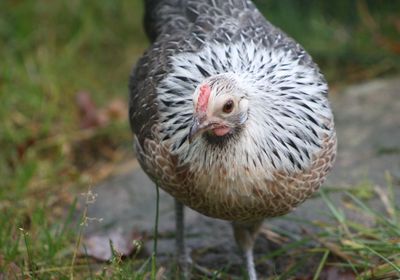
189, 114, 208, 143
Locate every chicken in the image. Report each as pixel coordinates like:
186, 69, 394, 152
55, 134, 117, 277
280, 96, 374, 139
129, 0, 337, 278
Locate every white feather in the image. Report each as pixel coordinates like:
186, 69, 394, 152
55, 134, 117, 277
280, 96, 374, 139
156, 41, 333, 188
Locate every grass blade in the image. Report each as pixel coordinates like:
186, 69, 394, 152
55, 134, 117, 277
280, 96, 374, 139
313, 250, 329, 280
151, 184, 160, 280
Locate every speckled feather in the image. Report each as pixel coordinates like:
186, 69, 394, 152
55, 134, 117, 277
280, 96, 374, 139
129, 0, 337, 222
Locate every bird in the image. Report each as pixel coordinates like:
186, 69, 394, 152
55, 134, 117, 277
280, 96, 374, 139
129, 0, 337, 279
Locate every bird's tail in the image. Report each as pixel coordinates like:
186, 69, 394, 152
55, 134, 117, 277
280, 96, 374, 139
143, 0, 187, 42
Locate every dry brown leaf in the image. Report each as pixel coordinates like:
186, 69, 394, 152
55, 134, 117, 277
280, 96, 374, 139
156, 266, 167, 280
76, 91, 127, 130
82, 229, 142, 261
259, 227, 289, 244
301, 228, 357, 265
76, 91, 109, 129
321, 266, 356, 280
106, 98, 127, 121
0, 255, 22, 280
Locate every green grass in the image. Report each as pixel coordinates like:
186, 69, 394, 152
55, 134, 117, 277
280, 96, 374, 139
0, 1, 149, 278
256, 0, 400, 84
255, 183, 400, 279
0, 0, 400, 279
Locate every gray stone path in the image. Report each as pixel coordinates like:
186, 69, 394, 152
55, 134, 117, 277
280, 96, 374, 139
81, 77, 400, 276
328, 78, 400, 186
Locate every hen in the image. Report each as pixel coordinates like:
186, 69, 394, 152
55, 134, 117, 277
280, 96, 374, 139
129, 0, 337, 278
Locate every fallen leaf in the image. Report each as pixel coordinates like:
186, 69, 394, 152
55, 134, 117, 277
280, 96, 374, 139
16, 138, 37, 161
320, 266, 356, 280
259, 227, 289, 244
156, 266, 166, 280
0, 255, 22, 280
341, 239, 364, 250
76, 91, 109, 129
82, 229, 142, 261
302, 228, 357, 265
106, 98, 127, 121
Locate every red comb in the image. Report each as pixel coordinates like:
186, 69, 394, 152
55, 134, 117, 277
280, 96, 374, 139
196, 84, 211, 112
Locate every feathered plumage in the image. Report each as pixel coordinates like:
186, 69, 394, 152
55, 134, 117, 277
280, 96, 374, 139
129, 0, 336, 278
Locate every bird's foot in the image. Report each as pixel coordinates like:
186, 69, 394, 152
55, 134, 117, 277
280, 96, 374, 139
192, 263, 224, 279
176, 250, 192, 279
176, 253, 224, 279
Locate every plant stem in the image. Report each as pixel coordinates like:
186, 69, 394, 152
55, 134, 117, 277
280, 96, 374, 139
151, 184, 160, 280
313, 250, 329, 280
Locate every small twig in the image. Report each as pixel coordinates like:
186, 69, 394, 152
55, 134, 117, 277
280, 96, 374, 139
155, 266, 166, 280
192, 263, 223, 279
385, 171, 398, 224
70, 187, 98, 279
302, 227, 357, 265
373, 185, 394, 219
20, 228, 37, 279
259, 227, 289, 244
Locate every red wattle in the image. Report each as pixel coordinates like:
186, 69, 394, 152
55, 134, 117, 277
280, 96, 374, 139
213, 126, 231, 136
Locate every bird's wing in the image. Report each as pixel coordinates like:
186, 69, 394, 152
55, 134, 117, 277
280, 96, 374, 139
143, 0, 267, 42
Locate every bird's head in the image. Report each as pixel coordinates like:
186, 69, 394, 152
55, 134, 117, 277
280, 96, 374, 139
189, 74, 249, 143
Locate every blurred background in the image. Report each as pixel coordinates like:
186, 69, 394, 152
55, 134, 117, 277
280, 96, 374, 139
0, 0, 399, 278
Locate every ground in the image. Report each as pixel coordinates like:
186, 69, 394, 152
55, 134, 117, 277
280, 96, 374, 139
1, 1, 399, 279
79, 77, 400, 278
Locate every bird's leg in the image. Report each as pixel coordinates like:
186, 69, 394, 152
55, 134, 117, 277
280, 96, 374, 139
232, 220, 263, 280
175, 199, 191, 278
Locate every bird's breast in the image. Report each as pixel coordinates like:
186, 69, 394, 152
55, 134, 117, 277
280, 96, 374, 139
147, 126, 336, 222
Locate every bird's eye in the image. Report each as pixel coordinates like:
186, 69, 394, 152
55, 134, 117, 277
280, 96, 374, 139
223, 99, 234, 114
